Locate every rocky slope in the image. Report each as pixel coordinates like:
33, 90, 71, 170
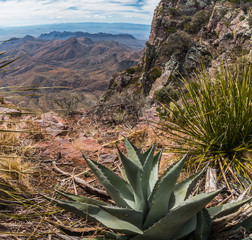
102, 0, 252, 107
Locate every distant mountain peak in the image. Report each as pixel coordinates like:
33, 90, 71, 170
23, 35, 36, 41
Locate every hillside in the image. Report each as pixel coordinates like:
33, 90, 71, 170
0, 34, 142, 110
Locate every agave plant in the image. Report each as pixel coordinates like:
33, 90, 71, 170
50, 139, 251, 240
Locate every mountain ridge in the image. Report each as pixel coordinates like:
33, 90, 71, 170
0, 34, 142, 110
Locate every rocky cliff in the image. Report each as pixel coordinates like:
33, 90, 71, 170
102, 0, 252, 107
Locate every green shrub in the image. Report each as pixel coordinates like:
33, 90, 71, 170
149, 66, 162, 82
48, 139, 252, 240
248, 15, 252, 28
158, 57, 252, 180
126, 65, 141, 75
167, 7, 181, 16
163, 31, 193, 57
187, 10, 211, 33
167, 27, 177, 34
154, 85, 179, 104
239, 15, 245, 21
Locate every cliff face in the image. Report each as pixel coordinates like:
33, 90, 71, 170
102, 0, 251, 106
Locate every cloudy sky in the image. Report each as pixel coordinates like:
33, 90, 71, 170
0, 0, 160, 27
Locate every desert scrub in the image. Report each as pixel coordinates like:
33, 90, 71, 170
154, 85, 179, 104
48, 139, 252, 240
125, 65, 141, 75
158, 57, 252, 180
149, 66, 162, 82
167, 7, 181, 16
162, 31, 193, 57
248, 15, 252, 28
186, 10, 211, 33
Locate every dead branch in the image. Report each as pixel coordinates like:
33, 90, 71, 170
52, 161, 109, 199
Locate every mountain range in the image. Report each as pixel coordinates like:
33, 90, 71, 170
0, 22, 151, 41
0, 32, 143, 110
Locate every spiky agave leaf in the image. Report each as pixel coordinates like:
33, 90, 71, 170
143, 154, 187, 229
132, 190, 221, 240
83, 154, 135, 209
56, 190, 107, 205
169, 167, 206, 209
118, 149, 145, 211
50, 197, 143, 235
207, 197, 252, 220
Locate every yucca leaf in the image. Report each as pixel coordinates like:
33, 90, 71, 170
170, 168, 205, 209
143, 154, 187, 229
118, 149, 145, 211
193, 208, 212, 240
83, 154, 134, 208
52, 198, 143, 235
125, 138, 142, 169
56, 190, 107, 206
207, 197, 252, 220
133, 190, 220, 240
100, 205, 144, 228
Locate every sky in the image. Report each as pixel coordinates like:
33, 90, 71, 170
0, 0, 160, 27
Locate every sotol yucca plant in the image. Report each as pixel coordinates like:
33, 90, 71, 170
50, 139, 251, 240
157, 57, 252, 180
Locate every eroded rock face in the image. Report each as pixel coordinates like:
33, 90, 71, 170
103, 0, 251, 105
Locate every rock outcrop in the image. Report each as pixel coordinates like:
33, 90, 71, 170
102, 0, 252, 106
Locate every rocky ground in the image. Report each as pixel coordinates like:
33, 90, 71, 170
0, 102, 251, 239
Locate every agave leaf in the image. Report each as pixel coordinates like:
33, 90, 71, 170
118, 149, 145, 211
193, 208, 212, 240
208, 197, 252, 220
139, 147, 153, 166
170, 168, 205, 209
100, 205, 144, 229
133, 190, 220, 240
145, 150, 162, 199
235, 170, 252, 190
143, 154, 187, 229
173, 215, 197, 240
125, 138, 142, 169
56, 190, 107, 206
232, 214, 252, 231
52, 198, 143, 235
83, 154, 134, 208
140, 145, 156, 199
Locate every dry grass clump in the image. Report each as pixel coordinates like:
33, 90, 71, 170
0, 156, 35, 194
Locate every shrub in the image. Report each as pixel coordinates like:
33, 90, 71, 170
167, 7, 181, 16
248, 15, 252, 28
163, 31, 193, 57
158, 57, 252, 180
48, 139, 252, 240
126, 65, 141, 75
149, 66, 162, 82
187, 10, 211, 33
154, 85, 179, 104
54, 93, 85, 116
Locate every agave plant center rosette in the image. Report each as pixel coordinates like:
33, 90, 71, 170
48, 139, 252, 240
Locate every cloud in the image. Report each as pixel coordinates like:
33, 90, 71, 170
0, 0, 160, 26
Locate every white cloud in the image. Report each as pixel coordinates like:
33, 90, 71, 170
0, 0, 160, 26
